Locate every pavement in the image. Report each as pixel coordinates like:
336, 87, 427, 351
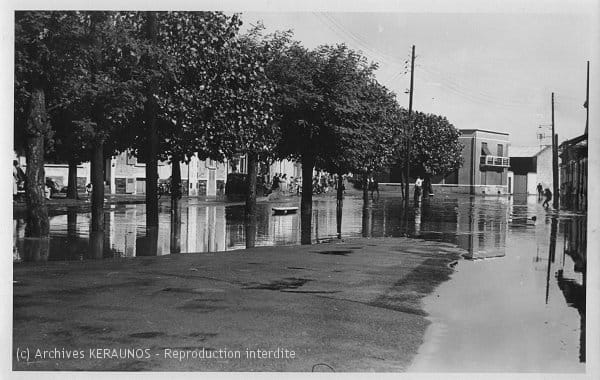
12, 237, 462, 372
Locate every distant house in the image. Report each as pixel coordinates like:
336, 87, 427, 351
559, 133, 587, 210
379, 128, 511, 195
431, 129, 511, 195
507, 146, 553, 195
16, 150, 301, 198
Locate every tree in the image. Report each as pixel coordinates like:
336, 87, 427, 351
312, 45, 400, 203
15, 11, 85, 236
393, 111, 464, 190
45, 108, 95, 199
119, 12, 251, 225
267, 42, 327, 244
209, 26, 279, 223
68, 12, 146, 232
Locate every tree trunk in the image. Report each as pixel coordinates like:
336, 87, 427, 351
336, 199, 343, 240
67, 158, 79, 199
336, 173, 344, 202
362, 203, 372, 238
67, 208, 77, 236
145, 117, 159, 228
171, 155, 182, 203
170, 200, 181, 254
23, 86, 49, 237
144, 12, 159, 229
300, 154, 314, 245
89, 230, 104, 259
399, 171, 405, 200
336, 173, 344, 239
362, 173, 369, 204
169, 155, 182, 253
244, 152, 258, 249
90, 141, 104, 232
404, 163, 410, 201
245, 217, 257, 249
245, 152, 258, 218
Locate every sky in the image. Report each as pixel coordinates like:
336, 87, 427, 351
240, 9, 596, 147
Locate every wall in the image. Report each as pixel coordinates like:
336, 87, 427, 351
457, 134, 474, 187
536, 146, 553, 191
526, 172, 538, 195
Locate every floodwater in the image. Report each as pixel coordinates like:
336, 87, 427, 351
12, 193, 586, 371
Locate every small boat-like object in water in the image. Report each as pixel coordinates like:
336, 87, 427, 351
272, 206, 299, 215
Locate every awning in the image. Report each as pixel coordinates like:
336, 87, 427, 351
481, 145, 492, 155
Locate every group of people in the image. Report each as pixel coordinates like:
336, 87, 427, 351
268, 173, 300, 195
536, 183, 553, 208
13, 160, 61, 201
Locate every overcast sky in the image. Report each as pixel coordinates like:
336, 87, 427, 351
241, 9, 595, 146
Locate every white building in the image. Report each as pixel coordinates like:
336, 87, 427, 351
21, 151, 301, 197
507, 146, 553, 195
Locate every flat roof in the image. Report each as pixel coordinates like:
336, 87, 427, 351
459, 129, 510, 136
510, 145, 550, 157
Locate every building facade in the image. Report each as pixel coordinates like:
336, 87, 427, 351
434, 129, 511, 194
559, 133, 587, 210
18, 151, 301, 198
507, 146, 553, 195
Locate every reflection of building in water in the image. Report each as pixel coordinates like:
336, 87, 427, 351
271, 213, 299, 246
456, 200, 508, 259
557, 217, 586, 363
563, 217, 586, 275
106, 206, 138, 257
186, 206, 226, 253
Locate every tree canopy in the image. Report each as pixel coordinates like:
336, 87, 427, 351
394, 111, 464, 178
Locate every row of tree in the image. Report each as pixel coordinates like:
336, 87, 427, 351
15, 11, 464, 244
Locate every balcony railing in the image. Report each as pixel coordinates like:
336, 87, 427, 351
480, 155, 510, 167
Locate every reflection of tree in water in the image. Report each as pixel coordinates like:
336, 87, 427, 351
556, 217, 586, 363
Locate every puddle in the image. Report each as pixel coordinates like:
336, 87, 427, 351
243, 277, 312, 290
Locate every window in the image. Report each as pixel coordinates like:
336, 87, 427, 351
481, 142, 491, 155
497, 144, 503, 157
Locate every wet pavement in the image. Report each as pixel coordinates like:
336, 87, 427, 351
13, 237, 462, 371
12, 193, 587, 371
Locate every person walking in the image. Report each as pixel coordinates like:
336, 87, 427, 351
369, 176, 379, 198
543, 188, 553, 208
537, 183, 543, 200
414, 176, 423, 202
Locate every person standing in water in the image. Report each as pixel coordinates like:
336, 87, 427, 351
543, 188, 552, 208
414, 176, 423, 202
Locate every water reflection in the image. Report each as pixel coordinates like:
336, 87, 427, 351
557, 216, 586, 363
170, 202, 181, 254
10, 196, 516, 261
13, 196, 583, 267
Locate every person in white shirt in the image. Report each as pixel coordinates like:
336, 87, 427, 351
414, 176, 423, 202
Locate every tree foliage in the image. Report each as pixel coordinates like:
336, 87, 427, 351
395, 111, 464, 178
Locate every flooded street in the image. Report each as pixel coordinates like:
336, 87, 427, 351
409, 198, 586, 372
12, 194, 586, 371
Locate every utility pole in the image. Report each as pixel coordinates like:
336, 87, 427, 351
585, 60, 589, 135
404, 45, 415, 202
551, 92, 559, 209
